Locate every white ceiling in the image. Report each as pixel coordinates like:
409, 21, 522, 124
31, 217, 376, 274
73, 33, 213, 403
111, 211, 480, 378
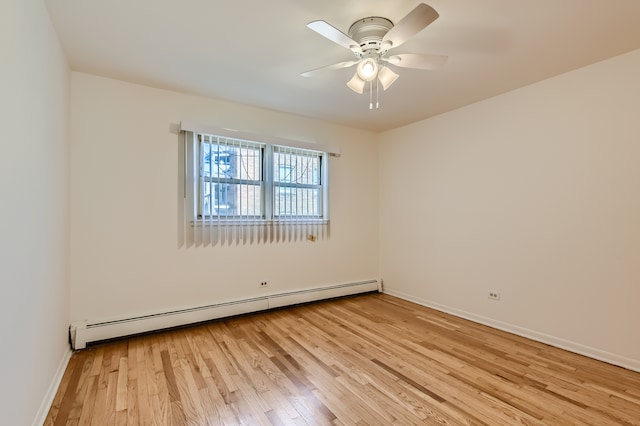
45, 0, 640, 132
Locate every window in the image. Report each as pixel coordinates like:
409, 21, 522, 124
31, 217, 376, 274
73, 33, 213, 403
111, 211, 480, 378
273, 147, 323, 218
200, 138, 263, 218
184, 129, 332, 245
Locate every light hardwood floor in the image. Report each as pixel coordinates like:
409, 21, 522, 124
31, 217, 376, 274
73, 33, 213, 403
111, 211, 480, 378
45, 294, 640, 425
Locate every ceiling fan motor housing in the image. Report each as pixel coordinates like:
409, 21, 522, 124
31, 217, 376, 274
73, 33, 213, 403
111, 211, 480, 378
348, 17, 393, 54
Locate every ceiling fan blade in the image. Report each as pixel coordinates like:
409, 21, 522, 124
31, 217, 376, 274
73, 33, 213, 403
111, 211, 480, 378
346, 72, 365, 94
386, 53, 447, 70
301, 60, 359, 77
307, 21, 362, 52
382, 3, 439, 49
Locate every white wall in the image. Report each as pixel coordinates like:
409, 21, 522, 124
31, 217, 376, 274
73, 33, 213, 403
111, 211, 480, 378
0, 0, 71, 424
379, 49, 640, 369
69, 73, 379, 323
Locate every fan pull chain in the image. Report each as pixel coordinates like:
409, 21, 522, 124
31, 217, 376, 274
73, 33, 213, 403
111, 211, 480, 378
368, 78, 381, 109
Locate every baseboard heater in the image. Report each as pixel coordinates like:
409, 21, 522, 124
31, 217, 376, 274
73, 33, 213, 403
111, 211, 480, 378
70, 280, 380, 350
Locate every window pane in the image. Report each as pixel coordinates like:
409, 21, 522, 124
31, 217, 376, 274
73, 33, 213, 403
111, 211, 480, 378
272, 148, 322, 218
273, 151, 320, 185
274, 186, 320, 217
202, 141, 261, 181
203, 182, 262, 217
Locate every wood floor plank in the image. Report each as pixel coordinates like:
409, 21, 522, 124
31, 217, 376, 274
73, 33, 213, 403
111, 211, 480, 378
52, 354, 86, 426
77, 375, 98, 426
45, 294, 640, 425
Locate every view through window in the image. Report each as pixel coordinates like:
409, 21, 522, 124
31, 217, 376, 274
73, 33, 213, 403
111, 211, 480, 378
197, 134, 327, 221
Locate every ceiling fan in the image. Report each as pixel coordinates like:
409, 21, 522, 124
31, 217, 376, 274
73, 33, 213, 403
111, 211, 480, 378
301, 3, 447, 106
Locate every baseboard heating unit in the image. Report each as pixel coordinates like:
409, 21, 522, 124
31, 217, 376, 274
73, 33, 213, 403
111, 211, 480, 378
70, 280, 380, 350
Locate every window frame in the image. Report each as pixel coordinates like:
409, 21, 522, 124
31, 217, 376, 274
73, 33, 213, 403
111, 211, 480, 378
198, 137, 265, 219
187, 131, 330, 225
272, 145, 324, 220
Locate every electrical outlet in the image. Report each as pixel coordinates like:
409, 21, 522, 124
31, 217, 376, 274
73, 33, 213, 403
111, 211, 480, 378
488, 291, 501, 301
260, 281, 268, 287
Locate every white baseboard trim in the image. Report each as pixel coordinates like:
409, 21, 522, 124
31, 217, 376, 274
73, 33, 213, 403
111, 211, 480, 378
383, 288, 640, 373
32, 348, 72, 426
71, 280, 380, 350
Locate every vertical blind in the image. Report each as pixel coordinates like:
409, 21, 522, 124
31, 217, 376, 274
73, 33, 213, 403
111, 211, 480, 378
184, 131, 330, 246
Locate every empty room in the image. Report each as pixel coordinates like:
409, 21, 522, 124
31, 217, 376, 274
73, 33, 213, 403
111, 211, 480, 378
2, 0, 640, 425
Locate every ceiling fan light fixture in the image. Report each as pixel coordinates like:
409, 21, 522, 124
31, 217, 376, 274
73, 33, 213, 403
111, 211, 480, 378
378, 66, 399, 90
346, 72, 366, 94
357, 57, 379, 82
